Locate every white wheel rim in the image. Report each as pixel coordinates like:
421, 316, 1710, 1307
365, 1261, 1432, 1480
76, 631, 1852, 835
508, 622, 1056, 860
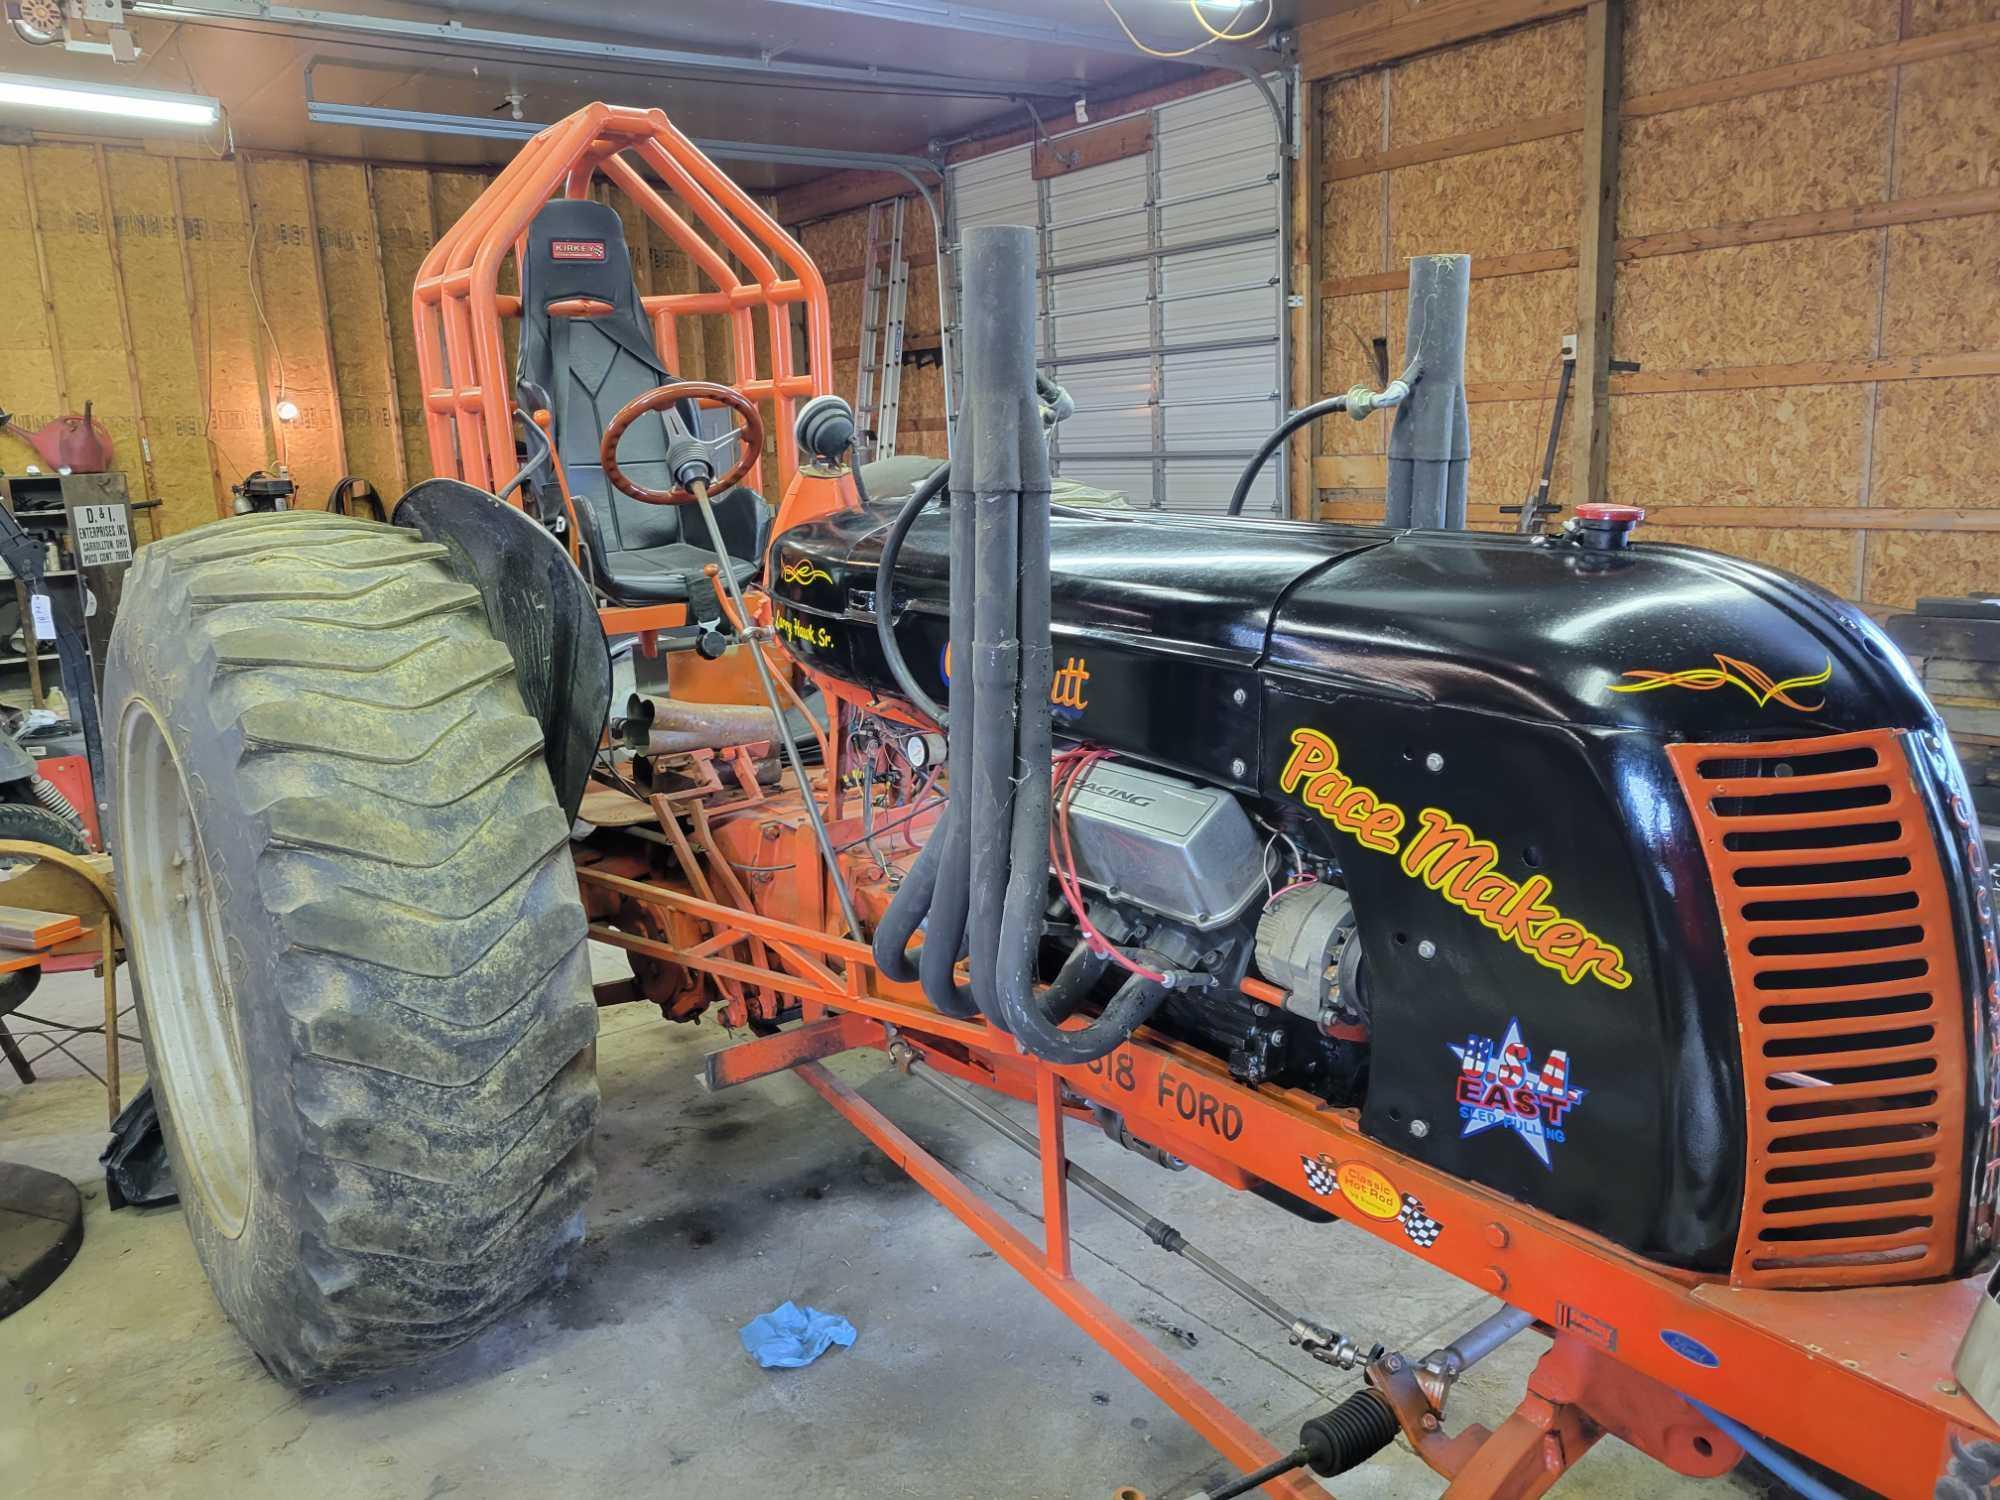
117, 698, 254, 1238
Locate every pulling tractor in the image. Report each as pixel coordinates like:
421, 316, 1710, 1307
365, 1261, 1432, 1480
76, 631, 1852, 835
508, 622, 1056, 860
103, 103, 2000, 1497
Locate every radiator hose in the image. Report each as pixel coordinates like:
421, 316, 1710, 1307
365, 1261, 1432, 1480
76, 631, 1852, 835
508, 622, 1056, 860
872, 225, 1168, 1061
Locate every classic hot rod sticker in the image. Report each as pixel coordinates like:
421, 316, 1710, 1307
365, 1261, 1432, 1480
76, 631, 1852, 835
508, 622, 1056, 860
1279, 730, 1632, 990
1608, 652, 1832, 713
1300, 1153, 1443, 1248
1450, 1019, 1585, 1168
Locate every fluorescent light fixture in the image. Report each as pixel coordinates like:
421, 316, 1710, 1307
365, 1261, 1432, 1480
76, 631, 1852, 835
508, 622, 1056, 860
0, 73, 219, 126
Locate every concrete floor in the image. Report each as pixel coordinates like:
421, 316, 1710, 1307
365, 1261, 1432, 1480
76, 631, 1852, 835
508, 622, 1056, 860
1, 953, 1805, 1500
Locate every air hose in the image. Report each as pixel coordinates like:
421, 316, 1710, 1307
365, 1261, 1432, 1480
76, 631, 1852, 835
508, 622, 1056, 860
864, 457, 951, 727
1223, 370, 1416, 517
1225, 393, 1348, 517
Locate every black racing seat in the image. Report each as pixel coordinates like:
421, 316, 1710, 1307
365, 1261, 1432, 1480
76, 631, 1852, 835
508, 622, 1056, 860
516, 199, 767, 615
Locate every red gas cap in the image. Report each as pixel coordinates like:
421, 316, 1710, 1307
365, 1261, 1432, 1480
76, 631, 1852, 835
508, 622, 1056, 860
1573, 502, 1645, 550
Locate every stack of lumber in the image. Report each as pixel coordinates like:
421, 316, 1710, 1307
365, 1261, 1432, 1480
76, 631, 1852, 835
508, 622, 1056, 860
0, 906, 82, 951
1887, 598, 2000, 850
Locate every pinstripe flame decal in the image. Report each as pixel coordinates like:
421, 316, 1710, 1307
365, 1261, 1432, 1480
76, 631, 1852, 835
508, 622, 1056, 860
1608, 653, 1832, 712
779, 558, 833, 586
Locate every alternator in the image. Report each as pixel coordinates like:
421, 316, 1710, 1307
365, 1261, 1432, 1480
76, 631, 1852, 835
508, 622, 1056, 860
1254, 883, 1361, 1033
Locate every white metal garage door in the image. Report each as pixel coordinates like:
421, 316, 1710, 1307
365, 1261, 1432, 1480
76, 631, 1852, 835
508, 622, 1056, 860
947, 78, 1287, 515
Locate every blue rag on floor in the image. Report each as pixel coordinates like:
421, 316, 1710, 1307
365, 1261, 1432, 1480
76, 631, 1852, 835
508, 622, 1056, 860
739, 1300, 857, 1369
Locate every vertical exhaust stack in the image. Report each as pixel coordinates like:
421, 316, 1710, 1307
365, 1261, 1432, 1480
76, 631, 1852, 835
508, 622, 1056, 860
1386, 253, 1471, 530
874, 223, 1172, 1062
964, 223, 1048, 1034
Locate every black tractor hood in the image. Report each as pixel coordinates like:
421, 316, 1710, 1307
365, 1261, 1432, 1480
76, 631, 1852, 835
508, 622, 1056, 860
772, 505, 1931, 744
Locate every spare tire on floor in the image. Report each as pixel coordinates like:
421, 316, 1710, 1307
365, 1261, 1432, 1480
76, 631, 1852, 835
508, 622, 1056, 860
105, 510, 599, 1386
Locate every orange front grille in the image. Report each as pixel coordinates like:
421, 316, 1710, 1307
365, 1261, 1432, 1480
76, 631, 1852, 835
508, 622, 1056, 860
1667, 730, 1969, 1288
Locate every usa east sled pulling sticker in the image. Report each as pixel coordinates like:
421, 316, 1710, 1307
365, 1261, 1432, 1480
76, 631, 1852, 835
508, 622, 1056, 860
1450, 1018, 1585, 1169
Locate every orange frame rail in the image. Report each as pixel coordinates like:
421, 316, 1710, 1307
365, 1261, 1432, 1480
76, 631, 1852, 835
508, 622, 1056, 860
579, 862, 2000, 1499
412, 103, 832, 502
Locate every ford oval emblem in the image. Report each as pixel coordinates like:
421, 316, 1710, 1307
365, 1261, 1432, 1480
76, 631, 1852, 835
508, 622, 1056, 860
1660, 1329, 1719, 1369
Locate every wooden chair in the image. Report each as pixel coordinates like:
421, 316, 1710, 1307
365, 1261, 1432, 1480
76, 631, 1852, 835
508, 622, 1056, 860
0, 843, 127, 1124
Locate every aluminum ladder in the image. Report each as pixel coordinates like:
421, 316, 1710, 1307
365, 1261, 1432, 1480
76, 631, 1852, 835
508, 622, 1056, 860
854, 197, 909, 465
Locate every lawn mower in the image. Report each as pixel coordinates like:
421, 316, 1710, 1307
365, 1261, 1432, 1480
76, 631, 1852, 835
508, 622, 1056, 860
101, 103, 2000, 1498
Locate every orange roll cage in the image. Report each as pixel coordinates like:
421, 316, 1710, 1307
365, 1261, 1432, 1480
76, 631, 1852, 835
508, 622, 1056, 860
412, 102, 832, 510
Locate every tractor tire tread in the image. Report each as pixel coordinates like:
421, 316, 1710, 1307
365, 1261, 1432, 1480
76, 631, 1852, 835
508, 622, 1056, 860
107, 511, 597, 1388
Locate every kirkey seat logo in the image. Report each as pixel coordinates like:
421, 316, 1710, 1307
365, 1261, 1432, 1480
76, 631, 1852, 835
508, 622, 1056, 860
1450, 1019, 1584, 1168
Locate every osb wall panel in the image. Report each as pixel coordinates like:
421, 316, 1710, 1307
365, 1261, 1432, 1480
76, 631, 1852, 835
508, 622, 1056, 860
310, 162, 403, 494
247, 159, 343, 505
798, 197, 946, 440
1318, 291, 1392, 457
800, 211, 865, 274
1311, 0, 1998, 611
1617, 74, 1892, 239
1908, 0, 2000, 32
1869, 378, 2000, 508
28, 146, 142, 503
692, 221, 736, 387
1323, 175, 1384, 282
102, 152, 212, 535
1895, 52, 2000, 196
1322, 73, 1382, 159
1865, 531, 2000, 607
1392, 268, 1576, 384
0, 149, 60, 477
1612, 232, 1883, 367
898, 364, 949, 444
1646, 524, 1862, 598
1882, 218, 2000, 354
905, 262, 942, 345
1386, 16, 1583, 144
368, 168, 436, 487
1388, 135, 1579, 262
1623, 0, 1892, 94
636, 217, 707, 379
176, 159, 269, 491
1468, 398, 1576, 517
1608, 387, 1873, 505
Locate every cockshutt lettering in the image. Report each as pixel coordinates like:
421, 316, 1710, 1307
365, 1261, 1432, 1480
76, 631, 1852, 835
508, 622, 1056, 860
1279, 728, 1631, 991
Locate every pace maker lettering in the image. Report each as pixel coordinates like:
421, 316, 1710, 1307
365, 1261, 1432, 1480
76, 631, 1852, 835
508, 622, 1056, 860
1278, 729, 1631, 991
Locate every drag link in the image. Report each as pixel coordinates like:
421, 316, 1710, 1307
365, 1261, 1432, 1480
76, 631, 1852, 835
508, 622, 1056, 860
892, 1042, 1372, 1368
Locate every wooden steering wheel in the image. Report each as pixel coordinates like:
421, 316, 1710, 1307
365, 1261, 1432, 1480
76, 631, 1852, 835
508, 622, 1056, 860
600, 380, 764, 506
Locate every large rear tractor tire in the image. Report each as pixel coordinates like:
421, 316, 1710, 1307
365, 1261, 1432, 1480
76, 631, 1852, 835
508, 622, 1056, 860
105, 510, 599, 1386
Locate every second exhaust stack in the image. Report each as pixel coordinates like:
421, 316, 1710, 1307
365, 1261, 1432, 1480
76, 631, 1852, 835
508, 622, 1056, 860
1386, 253, 1471, 530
